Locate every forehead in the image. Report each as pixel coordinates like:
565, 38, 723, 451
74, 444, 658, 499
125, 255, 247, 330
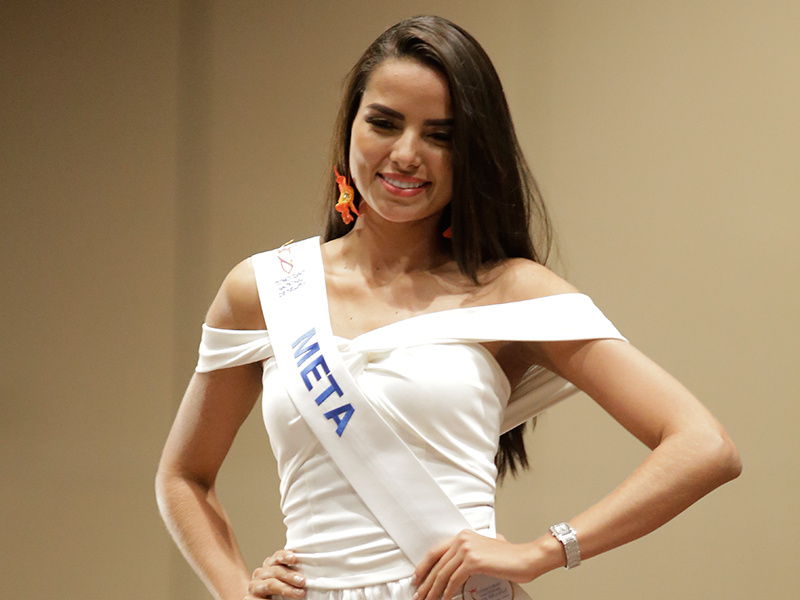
361, 58, 452, 116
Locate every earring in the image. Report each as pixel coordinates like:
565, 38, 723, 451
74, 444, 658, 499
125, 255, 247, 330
334, 167, 360, 224
442, 227, 452, 239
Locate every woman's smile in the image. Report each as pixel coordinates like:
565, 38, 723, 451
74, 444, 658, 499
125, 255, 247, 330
378, 173, 431, 196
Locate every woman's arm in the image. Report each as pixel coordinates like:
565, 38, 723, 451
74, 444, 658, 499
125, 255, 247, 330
531, 338, 742, 567
415, 269, 741, 599
156, 364, 262, 600
156, 259, 272, 600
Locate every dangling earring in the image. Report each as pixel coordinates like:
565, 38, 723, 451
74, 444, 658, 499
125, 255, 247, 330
334, 167, 360, 224
442, 227, 452, 239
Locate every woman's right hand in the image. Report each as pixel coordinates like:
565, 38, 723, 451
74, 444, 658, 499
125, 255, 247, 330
245, 550, 306, 600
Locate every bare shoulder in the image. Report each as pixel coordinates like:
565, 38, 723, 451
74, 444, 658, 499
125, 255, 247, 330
487, 258, 579, 303
205, 258, 266, 330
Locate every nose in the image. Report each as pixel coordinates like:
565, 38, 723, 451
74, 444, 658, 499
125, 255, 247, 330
390, 129, 421, 170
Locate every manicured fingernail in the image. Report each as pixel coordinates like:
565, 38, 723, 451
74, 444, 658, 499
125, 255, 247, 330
294, 575, 304, 585
294, 589, 305, 597
411, 574, 418, 585
413, 593, 419, 600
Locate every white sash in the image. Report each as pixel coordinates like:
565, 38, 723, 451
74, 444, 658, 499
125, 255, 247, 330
253, 238, 533, 600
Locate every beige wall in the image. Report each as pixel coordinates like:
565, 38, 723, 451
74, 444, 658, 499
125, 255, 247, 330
1, 1, 797, 598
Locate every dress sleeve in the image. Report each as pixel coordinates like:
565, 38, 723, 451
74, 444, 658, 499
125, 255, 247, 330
492, 293, 627, 432
501, 367, 578, 433
195, 324, 275, 372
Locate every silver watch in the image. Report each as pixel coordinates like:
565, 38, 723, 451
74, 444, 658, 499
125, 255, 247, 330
550, 522, 581, 569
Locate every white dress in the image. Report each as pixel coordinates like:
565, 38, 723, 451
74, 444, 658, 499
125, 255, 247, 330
196, 253, 625, 598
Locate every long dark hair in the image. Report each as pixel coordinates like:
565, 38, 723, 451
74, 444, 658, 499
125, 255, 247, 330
324, 16, 553, 480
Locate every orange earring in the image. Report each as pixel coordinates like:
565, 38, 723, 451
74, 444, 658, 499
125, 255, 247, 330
442, 227, 452, 239
334, 167, 360, 224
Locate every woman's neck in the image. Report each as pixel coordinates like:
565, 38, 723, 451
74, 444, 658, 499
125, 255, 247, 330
337, 208, 451, 280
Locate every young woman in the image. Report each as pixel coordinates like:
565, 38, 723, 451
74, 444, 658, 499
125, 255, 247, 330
156, 16, 740, 600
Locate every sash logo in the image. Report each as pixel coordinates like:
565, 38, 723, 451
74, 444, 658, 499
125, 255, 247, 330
292, 328, 355, 436
277, 243, 294, 274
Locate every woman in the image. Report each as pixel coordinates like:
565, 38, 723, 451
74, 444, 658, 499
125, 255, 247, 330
156, 16, 741, 600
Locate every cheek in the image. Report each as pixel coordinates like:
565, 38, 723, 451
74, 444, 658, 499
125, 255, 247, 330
435, 154, 453, 190
349, 148, 371, 198
350, 131, 385, 190
348, 129, 366, 191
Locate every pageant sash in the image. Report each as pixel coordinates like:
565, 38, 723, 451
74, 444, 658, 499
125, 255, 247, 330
253, 238, 525, 600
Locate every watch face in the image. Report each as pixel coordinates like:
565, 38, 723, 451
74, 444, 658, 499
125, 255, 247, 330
553, 523, 571, 535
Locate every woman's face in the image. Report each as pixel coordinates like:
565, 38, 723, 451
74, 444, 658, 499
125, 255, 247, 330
349, 58, 453, 228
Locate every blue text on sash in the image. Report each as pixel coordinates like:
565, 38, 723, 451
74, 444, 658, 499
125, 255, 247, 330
292, 328, 354, 436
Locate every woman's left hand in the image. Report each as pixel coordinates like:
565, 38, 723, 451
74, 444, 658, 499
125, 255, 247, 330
413, 531, 531, 600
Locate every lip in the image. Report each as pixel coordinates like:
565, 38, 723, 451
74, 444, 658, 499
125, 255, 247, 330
380, 172, 427, 184
378, 173, 430, 197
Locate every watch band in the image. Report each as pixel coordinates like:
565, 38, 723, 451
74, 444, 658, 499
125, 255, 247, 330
549, 522, 581, 569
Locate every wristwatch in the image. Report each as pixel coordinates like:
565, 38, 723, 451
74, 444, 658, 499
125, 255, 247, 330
549, 522, 581, 569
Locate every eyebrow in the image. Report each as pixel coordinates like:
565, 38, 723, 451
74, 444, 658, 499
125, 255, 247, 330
366, 103, 454, 126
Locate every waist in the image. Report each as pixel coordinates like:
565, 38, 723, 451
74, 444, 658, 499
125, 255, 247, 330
291, 517, 497, 589
279, 576, 416, 600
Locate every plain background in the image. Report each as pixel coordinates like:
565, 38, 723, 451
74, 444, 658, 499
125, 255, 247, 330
2, 1, 797, 598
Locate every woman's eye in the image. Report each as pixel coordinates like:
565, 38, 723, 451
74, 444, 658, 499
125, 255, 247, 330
430, 131, 453, 144
365, 116, 396, 131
